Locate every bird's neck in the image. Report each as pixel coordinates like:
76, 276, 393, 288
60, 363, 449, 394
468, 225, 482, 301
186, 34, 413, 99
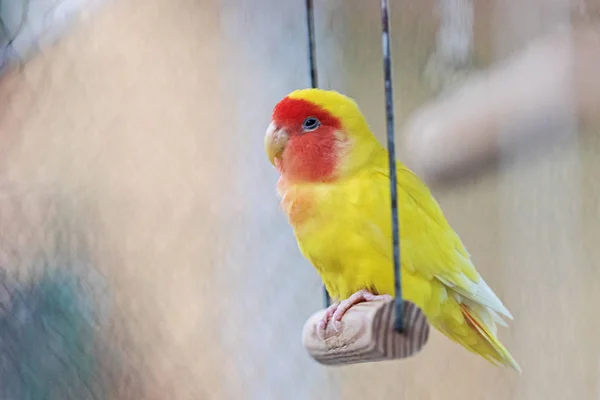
338, 139, 387, 177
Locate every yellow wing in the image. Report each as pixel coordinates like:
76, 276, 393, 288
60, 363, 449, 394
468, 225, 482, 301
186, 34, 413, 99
379, 162, 513, 321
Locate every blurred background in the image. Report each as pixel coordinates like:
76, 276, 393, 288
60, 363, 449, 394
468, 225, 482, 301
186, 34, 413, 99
0, 0, 599, 399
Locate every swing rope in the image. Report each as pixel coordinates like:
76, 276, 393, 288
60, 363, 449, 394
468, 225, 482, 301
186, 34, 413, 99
380, 0, 404, 333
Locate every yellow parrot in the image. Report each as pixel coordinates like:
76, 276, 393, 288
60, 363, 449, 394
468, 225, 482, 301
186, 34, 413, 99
264, 88, 520, 372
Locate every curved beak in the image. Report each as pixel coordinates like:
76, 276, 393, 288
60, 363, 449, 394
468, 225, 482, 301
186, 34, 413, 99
265, 122, 289, 166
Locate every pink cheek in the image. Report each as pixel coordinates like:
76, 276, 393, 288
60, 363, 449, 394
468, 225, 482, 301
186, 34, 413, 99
281, 140, 300, 169
282, 134, 338, 181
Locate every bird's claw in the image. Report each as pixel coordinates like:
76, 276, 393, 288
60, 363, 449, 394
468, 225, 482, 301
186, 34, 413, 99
316, 289, 392, 340
317, 301, 340, 340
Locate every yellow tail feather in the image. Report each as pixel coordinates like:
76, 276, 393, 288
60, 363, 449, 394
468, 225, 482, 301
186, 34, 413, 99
460, 304, 522, 373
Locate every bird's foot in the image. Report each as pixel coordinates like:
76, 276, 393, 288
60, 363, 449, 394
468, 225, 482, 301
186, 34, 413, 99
316, 289, 392, 339
317, 301, 340, 340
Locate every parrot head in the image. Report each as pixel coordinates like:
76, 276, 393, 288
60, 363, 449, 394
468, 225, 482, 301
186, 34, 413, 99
265, 89, 382, 182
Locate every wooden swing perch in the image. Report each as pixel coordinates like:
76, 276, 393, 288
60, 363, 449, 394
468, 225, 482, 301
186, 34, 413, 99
302, 299, 430, 365
301, 0, 431, 366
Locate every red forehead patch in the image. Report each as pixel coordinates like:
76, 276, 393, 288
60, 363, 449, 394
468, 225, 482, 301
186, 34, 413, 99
272, 97, 342, 130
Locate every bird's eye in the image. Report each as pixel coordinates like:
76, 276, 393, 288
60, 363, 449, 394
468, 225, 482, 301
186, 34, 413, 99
302, 117, 321, 132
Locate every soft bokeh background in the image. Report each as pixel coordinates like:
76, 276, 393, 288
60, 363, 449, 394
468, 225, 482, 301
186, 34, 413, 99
0, 0, 599, 399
